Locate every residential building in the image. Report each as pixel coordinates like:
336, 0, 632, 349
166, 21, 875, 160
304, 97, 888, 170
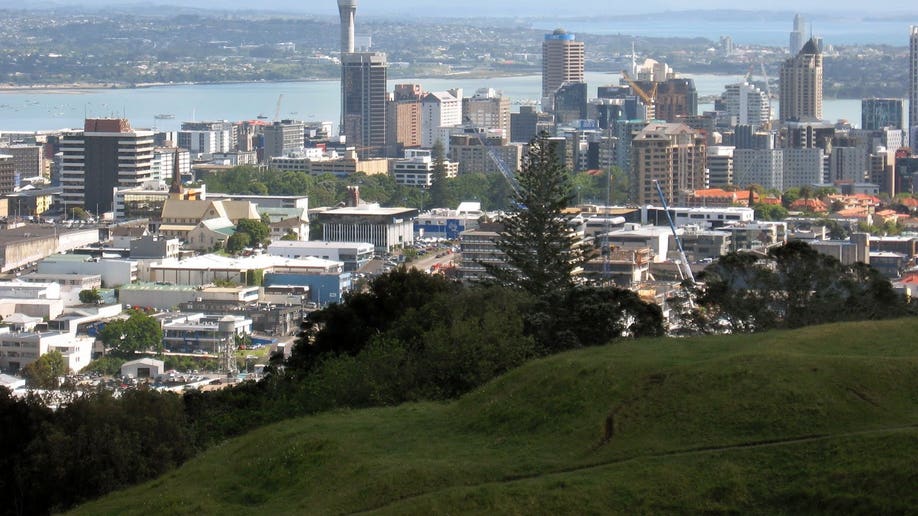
421, 90, 462, 148
631, 123, 706, 205
60, 118, 155, 214
462, 88, 510, 136
341, 52, 388, 158
706, 146, 734, 187
734, 148, 784, 191
180, 120, 236, 152
721, 82, 770, 127
829, 146, 868, 183
151, 147, 191, 183
542, 29, 584, 100
305, 151, 389, 178
783, 147, 825, 189
448, 132, 522, 176
779, 38, 823, 121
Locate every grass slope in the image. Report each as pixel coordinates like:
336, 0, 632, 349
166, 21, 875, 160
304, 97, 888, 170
73, 319, 918, 515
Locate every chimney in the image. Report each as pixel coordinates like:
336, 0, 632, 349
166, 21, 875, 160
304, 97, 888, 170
346, 185, 360, 207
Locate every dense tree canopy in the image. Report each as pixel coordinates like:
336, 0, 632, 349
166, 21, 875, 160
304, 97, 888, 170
99, 311, 163, 355
694, 240, 909, 332
21, 351, 67, 389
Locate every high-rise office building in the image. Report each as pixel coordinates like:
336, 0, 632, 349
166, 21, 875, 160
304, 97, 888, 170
386, 84, 424, 157
60, 118, 154, 214
542, 29, 584, 100
722, 82, 771, 127
779, 38, 823, 122
341, 52, 388, 157
910, 26, 918, 137
262, 120, 306, 159
862, 98, 904, 131
510, 106, 554, 144
789, 14, 806, 55
551, 82, 588, 126
338, 0, 387, 158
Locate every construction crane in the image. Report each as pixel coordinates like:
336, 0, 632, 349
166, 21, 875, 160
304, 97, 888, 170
462, 117, 520, 197
620, 70, 658, 104
653, 180, 695, 284
273, 94, 285, 122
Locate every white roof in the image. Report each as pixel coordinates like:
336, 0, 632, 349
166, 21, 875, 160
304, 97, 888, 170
153, 253, 342, 271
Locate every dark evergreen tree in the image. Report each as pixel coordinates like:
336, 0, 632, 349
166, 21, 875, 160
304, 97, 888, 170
484, 134, 589, 298
428, 139, 451, 209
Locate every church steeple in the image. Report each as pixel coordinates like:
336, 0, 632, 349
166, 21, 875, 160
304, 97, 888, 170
169, 149, 183, 198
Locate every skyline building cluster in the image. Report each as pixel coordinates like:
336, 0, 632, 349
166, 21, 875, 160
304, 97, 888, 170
20, 10, 917, 219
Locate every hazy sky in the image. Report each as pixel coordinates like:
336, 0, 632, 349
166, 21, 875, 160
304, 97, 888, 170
13, 0, 918, 16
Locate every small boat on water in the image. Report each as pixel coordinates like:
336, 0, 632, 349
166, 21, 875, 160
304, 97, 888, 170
154, 114, 175, 120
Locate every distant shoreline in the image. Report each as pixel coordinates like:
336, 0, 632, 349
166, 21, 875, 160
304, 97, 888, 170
0, 71, 547, 94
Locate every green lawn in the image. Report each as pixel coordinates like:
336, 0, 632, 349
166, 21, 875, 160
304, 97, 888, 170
73, 318, 918, 515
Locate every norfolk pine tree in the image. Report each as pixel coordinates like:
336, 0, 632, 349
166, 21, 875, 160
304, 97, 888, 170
428, 140, 451, 209
484, 134, 590, 298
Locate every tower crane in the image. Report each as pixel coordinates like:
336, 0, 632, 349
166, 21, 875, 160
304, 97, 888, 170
273, 94, 285, 122
462, 117, 520, 197
620, 70, 658, 118
653, 179, 695, 284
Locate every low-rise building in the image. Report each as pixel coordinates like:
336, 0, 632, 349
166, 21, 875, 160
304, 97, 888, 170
316, 204, 418, 254
19, 273, 102, 305
267, 241, 374, 272
149, 254, 343, 286
459, 222, 505, 282
0, 327, 94, 373
161, 313, 252, 354
120, 358, 164, 379
37, 254, 137, 288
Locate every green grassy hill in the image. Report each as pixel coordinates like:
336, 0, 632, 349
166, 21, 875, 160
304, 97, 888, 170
73, 319, 918, 515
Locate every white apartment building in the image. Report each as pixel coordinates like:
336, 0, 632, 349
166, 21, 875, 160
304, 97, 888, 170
783, 148, 825, 189
734, 148, 784, 191
421, 90, 462, 148
391, 149, 458, 187
722, 82, 771, 127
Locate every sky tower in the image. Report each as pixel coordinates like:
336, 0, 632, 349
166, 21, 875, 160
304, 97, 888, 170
338, 0, 357, 54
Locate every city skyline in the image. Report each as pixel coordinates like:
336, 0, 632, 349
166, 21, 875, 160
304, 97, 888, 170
5, 0, 918, 16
